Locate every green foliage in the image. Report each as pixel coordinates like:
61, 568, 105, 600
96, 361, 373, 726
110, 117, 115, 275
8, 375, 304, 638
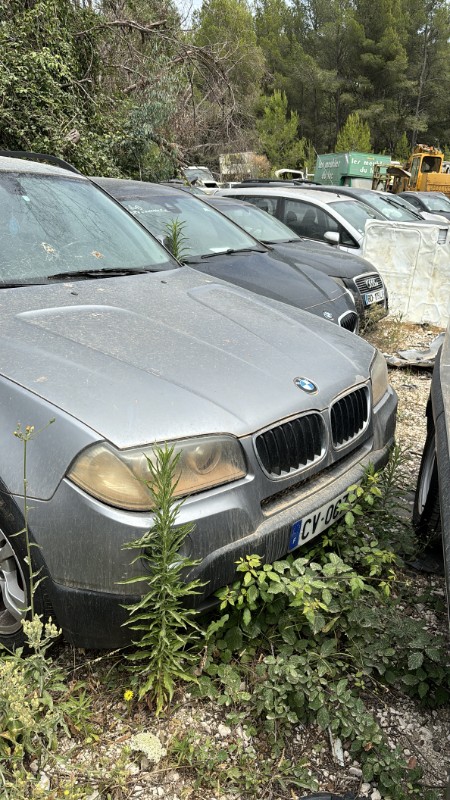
170, 727, 317, 795
336, 111, 372, 152
0, 423, 94, 796
0, 0, 113, 173
122, 445, 204, 714
162, 218, 190, 261
394, 132, 411, 161
0, 620, 64, 763
195, 456, 449, 799
194, 0, 264, 99
257, 90, 306, 169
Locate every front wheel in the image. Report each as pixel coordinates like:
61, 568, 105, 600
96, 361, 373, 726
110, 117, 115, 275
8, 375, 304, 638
413, 427, 441, 543
0, 529, 28, 649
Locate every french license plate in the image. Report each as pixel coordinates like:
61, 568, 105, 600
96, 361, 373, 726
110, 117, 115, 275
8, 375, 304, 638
288, 489, 349, 552
363, 288, 384, 306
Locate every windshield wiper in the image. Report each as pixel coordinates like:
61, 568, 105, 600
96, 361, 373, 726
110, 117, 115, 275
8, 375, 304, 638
48, 267, 154, 281
183, 247, 266, 263
201, 247, 266, 259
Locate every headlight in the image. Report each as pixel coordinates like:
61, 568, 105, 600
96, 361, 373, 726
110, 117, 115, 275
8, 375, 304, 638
67, 435, 247, 511
370, 349, 388, 406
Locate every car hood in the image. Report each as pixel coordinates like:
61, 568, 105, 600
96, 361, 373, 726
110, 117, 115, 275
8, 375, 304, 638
269, 240, 377, 279
0, 268, 373, 447
184, 249, 352, 319
420, 210, 450, 222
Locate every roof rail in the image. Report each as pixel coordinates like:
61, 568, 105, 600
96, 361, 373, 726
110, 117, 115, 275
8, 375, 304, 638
233, 178, 320, 187
0, 150, 82, 175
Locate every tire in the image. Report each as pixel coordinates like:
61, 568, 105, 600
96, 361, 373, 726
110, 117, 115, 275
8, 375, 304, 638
0, 498, 51, 651
413, 427, 441, 544
0, 527, 29, 649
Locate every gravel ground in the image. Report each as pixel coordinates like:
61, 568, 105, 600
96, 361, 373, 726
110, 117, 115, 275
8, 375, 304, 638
46, 320, 450, 800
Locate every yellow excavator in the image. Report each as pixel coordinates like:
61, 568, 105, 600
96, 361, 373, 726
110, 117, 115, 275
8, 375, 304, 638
372, 144, 450, 197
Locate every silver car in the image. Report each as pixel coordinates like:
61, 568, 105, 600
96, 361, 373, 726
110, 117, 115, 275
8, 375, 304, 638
0, 154, 397, 649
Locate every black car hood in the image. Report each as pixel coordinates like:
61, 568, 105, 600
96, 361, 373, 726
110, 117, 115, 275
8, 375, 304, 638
184, 249, 353, 321
268, 240, 379, 280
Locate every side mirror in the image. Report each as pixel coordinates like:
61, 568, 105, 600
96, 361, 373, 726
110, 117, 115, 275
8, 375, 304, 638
324, 231, 340, 245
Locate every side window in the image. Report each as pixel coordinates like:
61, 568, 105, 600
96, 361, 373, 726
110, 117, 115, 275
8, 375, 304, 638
239, 195, 278, 216
338, 224, 358, 247
319, 210, 356, 247
410, 158, 420, 188
282, 199, 321, 238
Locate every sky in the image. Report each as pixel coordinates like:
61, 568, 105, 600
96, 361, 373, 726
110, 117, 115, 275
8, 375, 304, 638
175, 0, 202, 26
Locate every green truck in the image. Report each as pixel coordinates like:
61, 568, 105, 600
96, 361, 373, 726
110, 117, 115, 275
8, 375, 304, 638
313, 151, 392, 187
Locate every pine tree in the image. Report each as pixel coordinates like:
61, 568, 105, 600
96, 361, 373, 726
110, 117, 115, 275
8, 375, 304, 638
335, 112, 371, 152
257, 90, 306, 168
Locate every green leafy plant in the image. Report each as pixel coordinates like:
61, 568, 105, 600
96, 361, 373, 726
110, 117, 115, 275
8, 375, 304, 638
194, 457, 448, 799
122, 444, 204, 714
170, 728, 316, 795
162, 218, 190, 261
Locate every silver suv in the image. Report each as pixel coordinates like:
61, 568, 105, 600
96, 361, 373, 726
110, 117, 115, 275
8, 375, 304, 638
0, 154, 397, 649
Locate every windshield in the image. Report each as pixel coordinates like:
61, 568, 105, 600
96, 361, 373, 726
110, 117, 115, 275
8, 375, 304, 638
329, 199, 381, 235
0, 173, 175, 283
183, 167, 216, 183
212, 201, 301, 243
360, 192, 419, 221
118, 193, 261, 258
420, 193, 450, 212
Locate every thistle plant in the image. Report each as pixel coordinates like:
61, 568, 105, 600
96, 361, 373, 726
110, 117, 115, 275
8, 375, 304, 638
122, 444, 204, 714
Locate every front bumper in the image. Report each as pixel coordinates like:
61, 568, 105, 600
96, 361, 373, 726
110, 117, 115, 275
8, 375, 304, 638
23, 386, 397, 649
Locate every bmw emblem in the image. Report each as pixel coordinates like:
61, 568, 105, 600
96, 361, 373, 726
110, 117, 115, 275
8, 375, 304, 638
294, 377, 318, 394
323, 311, 334, 320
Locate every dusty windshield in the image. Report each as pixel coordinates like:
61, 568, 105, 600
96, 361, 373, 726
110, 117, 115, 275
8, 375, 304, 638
0, 173, 175, 283
329, 199, 381, 235
421, 194, 450, 212
362, 193, 418, 221
121, 193, 262, 258
183, 167, 216, 183
215, 202, 301, 243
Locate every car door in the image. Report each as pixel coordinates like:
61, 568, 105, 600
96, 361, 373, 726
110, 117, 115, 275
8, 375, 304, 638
279, 198, 360, 251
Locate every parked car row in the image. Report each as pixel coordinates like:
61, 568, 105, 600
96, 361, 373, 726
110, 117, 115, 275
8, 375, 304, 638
91, 178, 359, 331
0, 153, 398, 650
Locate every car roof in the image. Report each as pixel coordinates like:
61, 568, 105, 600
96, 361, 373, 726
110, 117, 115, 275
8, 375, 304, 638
92, 177, 180, 198
224, 186, 351, 205
401, 190, 448, 198
206, 195, 248, 207
0, 154, 85, 178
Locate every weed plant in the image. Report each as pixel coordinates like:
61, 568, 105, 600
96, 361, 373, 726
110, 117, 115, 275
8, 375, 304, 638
122, 444, 204, 714
163, 217, 190, 261
0, 424, 92, 799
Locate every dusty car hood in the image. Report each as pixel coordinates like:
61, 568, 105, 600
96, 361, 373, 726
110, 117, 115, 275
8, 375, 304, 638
0, 268, 373, 447
270, 240, 377, 280
185, 249, 351, 318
